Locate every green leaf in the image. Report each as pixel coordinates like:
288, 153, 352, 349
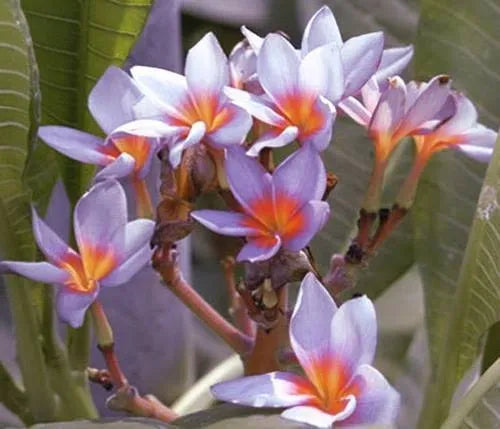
0, 0, 38, 261
0, 1, 58, 422
418, 134, 500, 427
442, 358, 500, 429
413, 1, 500, 426
21, 0, 154, 206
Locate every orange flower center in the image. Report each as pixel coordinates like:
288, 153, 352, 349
168, 93, 234, 132
59, 245, 117, 293
293, 357, 362, 415
242, 193, 305, 242
101, 135, 152, 173
276, 92, 325, 139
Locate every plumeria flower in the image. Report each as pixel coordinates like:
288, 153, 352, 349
226, 33, 339, 156
191, 145, 330, 262
395, 92, 498, 208
212, 273, 400, 428
241, 5, 413, 102
228, 39, 262, 94
340, 75, 454, 211
130, 32, 253, 169
0, 181, 155, 328
39, 66, 177, 216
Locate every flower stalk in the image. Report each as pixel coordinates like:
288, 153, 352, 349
153, 244, 254, 357
91, 300, 177, 422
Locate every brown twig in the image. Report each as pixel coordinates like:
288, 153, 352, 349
367, 205, 408, 254
153, 245, 254, 356
90, 301, 177, 422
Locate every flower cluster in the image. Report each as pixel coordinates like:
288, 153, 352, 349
1, 4, 498, 428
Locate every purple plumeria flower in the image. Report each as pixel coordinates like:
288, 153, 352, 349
130, 32, 253, 168
191, 145, 330, 263
38, 66, 178, 215
225, 33, 339, 156
211, 273, 400, 428
240, 5, 413, 101
340, 75, 454, 163
411, 91, 497, 162
0, 181, 154, 328
39, 66, 176, 182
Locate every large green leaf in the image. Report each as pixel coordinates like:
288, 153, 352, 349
21, 0, 154, 206
0, 0, 38, 261
418, 135, 500, 427
442, 358, 500, 429
0, 0, 59, 421
413, 1, 500, 425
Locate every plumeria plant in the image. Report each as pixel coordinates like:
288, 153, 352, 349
0, 2, 498, 429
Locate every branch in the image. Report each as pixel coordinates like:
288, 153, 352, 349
153, 244, 254, 356
90, 301, 178, 422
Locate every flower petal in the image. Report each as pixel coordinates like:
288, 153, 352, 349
281, 399, 356, 429
290, 272, 338, 383
246, 126, 299, 157
0, 261, 70, 284
109, 119, 180, 140
100, 243, 152, 287
88, 66, 143, 134
229, 40, 257, 88
305, 97, 336, 152
185, 32, 229, 97
329, 296, 377, 375
282, 201, 330, 251
457, 143, 494, 163
168, 121, 206, 168
301, 5, 343, 56
273, 145, 326, 205
94, 153, 136, 181
373, 45, 414, 83
369, 76, 407, 138
130, 65, 189, 122
459, 126, 498, 148
237, 235, 281, 263
241, 26, 264, 54
299, 43, 344, 104
74, 180, 127, 253
205, 104, 252, 147
435, 93, 478, 137
258, 34, 300, 109
56, 286, 99, 328
31, 207, 76, 265
101, 219, 155, 287
340, 364, 400, 426
361, 76, 381, 114
338, 97, 371, 128
38, 126, 109, 165
190, 210, 257, 236
211, 371, 315, 408
341, 32, 384, 98
224, 87, 286, 127
396, 74, 452, 139
225, 146, 273, 217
